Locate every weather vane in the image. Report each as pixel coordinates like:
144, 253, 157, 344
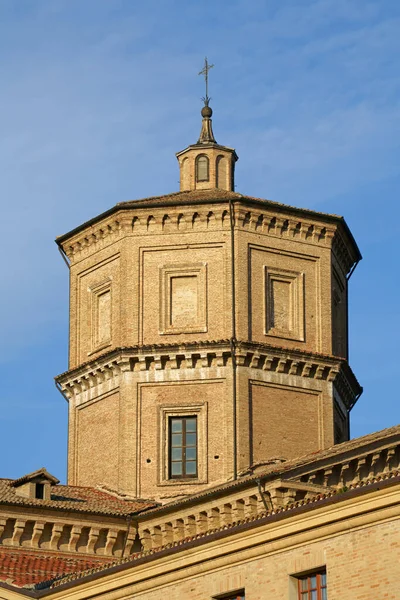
198, 57, 214, 106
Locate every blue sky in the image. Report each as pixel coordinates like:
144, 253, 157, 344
0, 0, 399, 481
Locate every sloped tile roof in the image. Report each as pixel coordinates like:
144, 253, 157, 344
56, 188, 360, 259
117, 189, 341, 217
11, 468, 59, 487
50, 470, 400, 590
0, 548, 112, 588
0, 480, 157, 516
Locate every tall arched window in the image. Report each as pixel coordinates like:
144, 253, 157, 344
196, 155, 209, 182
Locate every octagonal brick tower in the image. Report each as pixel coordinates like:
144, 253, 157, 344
56, 102, 362, 502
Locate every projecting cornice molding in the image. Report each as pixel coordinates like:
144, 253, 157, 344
60, 208, 336, 260
55, 340, 361, 409
57, 193, 359, 276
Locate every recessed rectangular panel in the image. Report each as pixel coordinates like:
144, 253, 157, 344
76, 392, 119, 488
90, 279, 113, 352
265, 267, 304, 341
97, 290, 111, 345
160, 263, 207, 334
331, 267, 347, 358
138, 381, 225, 497
75, 254, 119, 365
170, 275, 198, 328
250, 381, 321, 463
141, 245, 225, 344
249, 245, 320, 352
269, 279, 291, 331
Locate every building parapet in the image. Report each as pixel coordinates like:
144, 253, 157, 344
135, 432, 400, 550
0, 515, 134, 558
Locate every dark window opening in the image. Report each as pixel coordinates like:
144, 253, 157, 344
169, 416, 197, 479
196, 155, 209, 182
214, 591, 245, 600
35, 483, 44, 499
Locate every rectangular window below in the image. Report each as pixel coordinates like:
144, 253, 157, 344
297, 572, 327, 600
169, 416, 197, 479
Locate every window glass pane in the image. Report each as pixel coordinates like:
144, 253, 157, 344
298, 572, 327, 600
186, 447, 196, 460
171, 420, 182, 433
196, 156, 209, 181
171, 462, 182, 475
171, 448, 182, 460
186, 433, 196, 446
169, 416, 197, 479
171, 433, 182, 447
186, 418, 196, 432
185, 461, 196, 474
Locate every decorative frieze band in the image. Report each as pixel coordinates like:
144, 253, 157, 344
56, 341, 361, 408
61, 203, 353, 270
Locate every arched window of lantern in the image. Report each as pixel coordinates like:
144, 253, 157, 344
196, 155, 209, 182
216, 155, 227, 189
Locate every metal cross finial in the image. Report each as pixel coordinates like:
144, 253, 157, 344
198, 57, 214, 105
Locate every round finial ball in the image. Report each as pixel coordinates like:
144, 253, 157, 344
201, 105, 213, 118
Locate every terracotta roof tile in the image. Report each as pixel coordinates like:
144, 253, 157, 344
11, 468, 59, 487
0, 480, 157, 516
117, 189, 342, 221
0, 548, 112, 588
50, 470, 400, 590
